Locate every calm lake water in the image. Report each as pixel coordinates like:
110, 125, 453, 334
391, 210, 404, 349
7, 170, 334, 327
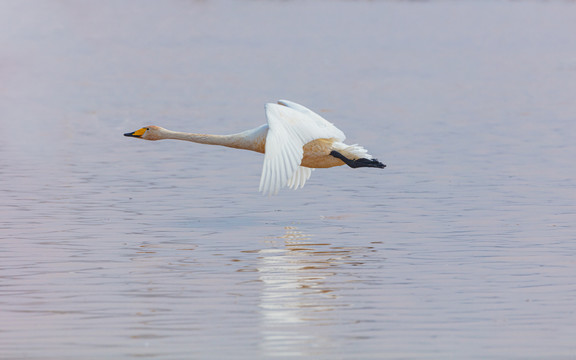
1, 1, 576, 359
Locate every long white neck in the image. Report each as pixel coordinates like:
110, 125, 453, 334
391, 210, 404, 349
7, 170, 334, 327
159, 125, 267, 153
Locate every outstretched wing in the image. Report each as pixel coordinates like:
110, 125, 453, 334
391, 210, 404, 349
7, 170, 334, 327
259, 101, 345, 196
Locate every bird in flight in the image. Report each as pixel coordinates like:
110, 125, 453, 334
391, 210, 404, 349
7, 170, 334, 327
124, 100, 385, 195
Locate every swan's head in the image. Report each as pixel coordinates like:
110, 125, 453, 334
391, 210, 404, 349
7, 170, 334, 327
124, 125, 165, 141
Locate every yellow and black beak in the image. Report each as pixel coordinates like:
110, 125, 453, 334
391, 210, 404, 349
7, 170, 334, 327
124, 128, 147, 138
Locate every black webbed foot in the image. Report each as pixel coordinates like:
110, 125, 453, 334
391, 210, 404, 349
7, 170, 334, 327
330, 151, 386, 169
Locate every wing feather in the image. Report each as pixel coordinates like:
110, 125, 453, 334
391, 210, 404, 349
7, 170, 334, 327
259, 102, 345, 195
287, 166, 313, 190
277, 100, 346, 142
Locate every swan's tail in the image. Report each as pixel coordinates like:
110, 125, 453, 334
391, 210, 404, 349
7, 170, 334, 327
330, 142, 386, 169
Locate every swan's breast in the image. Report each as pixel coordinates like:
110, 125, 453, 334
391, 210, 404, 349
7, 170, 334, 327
228, 124, 268, 153
249, 125, 268, 153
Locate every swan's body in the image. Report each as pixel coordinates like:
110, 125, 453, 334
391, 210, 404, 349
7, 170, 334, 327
124, 100, 385, 195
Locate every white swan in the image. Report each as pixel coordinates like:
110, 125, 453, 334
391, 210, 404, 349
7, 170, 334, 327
124, 100, 385, 195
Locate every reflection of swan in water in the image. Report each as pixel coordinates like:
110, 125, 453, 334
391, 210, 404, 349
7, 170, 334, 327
246, 226, 375, 357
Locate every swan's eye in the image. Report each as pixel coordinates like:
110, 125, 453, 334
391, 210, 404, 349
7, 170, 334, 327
146, 127, 150, 131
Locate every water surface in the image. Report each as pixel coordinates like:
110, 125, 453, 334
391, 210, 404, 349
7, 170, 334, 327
1, 1, 576, 359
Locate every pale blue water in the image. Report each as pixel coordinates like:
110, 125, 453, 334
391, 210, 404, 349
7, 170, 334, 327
1, 1, 576, 359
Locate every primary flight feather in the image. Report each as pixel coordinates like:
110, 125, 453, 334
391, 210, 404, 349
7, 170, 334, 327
124, 100, 385, 195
